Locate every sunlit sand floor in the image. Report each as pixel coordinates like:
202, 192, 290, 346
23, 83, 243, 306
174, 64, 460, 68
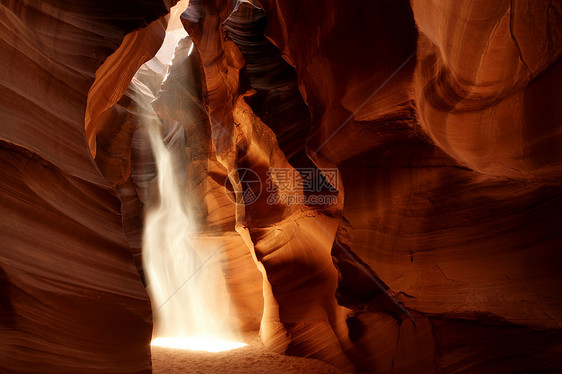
151, 332, 344, 374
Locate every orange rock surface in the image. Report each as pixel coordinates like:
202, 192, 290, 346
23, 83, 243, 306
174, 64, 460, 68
0, 1, 175, 372
1, 0, 561, 373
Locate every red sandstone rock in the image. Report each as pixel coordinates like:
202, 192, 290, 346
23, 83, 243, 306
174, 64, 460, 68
0, 1, 176, 372
1, 0, 561, 373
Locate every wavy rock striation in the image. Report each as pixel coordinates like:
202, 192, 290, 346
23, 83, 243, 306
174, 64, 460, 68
0, 1, 176, 373
1, 0, 562, 373
179, 0, 562, 372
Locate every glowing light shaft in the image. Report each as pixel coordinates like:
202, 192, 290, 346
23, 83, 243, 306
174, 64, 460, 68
139, 0, 244, 355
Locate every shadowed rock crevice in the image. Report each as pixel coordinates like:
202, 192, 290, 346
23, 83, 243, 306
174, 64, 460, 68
222, 1, 311, 168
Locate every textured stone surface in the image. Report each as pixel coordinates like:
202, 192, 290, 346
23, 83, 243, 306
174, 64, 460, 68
180, 0, 562, 372
0, 1, 175, 372
1, 0, 562, 373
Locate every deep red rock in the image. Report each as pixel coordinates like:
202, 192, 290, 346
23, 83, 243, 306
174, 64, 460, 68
0, 1, 176, 372
1, 0, 561, 373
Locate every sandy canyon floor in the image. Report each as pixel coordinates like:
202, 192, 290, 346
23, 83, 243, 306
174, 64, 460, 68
151, 332, 343, 373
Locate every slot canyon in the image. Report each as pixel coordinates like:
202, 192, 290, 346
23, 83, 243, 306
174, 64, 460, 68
1, 0, 562, 373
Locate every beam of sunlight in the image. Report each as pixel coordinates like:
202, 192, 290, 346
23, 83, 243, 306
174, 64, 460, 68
136, 0, 245, 353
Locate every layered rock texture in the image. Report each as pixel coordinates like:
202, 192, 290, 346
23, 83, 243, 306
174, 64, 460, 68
0, 1, 175, 372
1, 0, 562, 373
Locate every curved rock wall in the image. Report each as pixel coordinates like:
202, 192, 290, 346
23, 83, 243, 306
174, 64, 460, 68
180, 0, 562, 372
1, 0, 561, 373
263, 0, 562, 372
0, 1, 175, 372
412, 0, 562, 178
180, 1, 354, 369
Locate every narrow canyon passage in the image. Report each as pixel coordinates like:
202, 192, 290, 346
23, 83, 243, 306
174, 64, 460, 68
1, 0, 562, 373
133, 5, 350, 370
